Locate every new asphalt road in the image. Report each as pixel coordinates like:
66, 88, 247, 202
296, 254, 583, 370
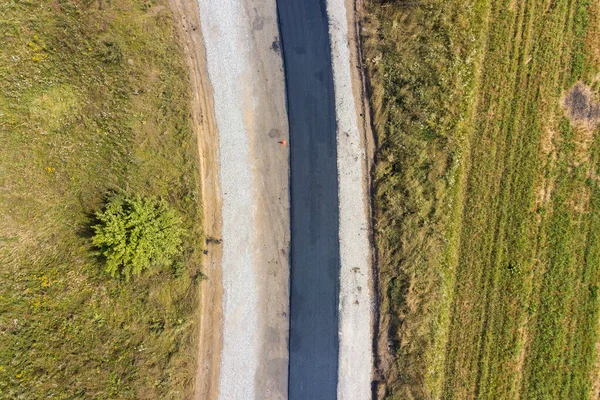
276, 0, 340, 399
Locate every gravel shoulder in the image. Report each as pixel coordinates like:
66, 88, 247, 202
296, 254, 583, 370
327, 0, 375, 398
195, 0, 290, 399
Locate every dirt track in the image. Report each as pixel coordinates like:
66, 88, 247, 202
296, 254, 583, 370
167, 1, 223, 399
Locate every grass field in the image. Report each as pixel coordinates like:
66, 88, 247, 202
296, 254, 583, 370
0, 0, 203, 398
363, 0, 600, 398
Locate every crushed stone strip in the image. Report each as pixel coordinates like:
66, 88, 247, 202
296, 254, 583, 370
196, 1, 258, 399
327, 0, 374, 399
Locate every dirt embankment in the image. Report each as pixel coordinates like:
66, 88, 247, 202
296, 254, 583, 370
166, 1, 223, 399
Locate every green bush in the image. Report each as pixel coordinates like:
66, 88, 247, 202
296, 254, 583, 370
92, 194, 184, 280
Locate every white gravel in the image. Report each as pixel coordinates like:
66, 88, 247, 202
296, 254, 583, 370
196, 0, 290, 399
196, 2, 258, 399
327, 1, 374, 399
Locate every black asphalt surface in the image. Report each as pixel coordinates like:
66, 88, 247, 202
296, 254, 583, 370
276, 0, 340, 399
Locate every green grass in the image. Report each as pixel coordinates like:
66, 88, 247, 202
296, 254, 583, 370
0, 0, 203, 398
364, 0, 600, 398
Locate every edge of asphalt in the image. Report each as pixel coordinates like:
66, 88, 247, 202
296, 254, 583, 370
327, 0, 376, 398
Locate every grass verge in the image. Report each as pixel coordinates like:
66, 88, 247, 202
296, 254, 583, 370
0, 0, 202, 398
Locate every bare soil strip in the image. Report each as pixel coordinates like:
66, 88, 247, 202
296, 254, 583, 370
166, 1, 223, 399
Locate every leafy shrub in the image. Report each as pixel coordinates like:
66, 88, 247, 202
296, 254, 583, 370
99, 40, 124, 65
92, 194, 184, 280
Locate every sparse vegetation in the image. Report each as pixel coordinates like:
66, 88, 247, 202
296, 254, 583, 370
363, 0, 600, 398
0, 0, 202, 398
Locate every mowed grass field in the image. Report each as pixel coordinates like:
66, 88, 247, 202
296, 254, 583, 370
0, 0, 203, 398
364, 0, 600, 398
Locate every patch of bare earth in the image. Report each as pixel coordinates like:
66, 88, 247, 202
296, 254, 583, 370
562, 82, 600, 131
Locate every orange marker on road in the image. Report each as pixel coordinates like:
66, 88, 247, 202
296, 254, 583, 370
279, 140, 287, 146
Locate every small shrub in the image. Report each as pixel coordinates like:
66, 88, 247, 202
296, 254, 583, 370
92, 194, 184, 280
99, 40, 124, 65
